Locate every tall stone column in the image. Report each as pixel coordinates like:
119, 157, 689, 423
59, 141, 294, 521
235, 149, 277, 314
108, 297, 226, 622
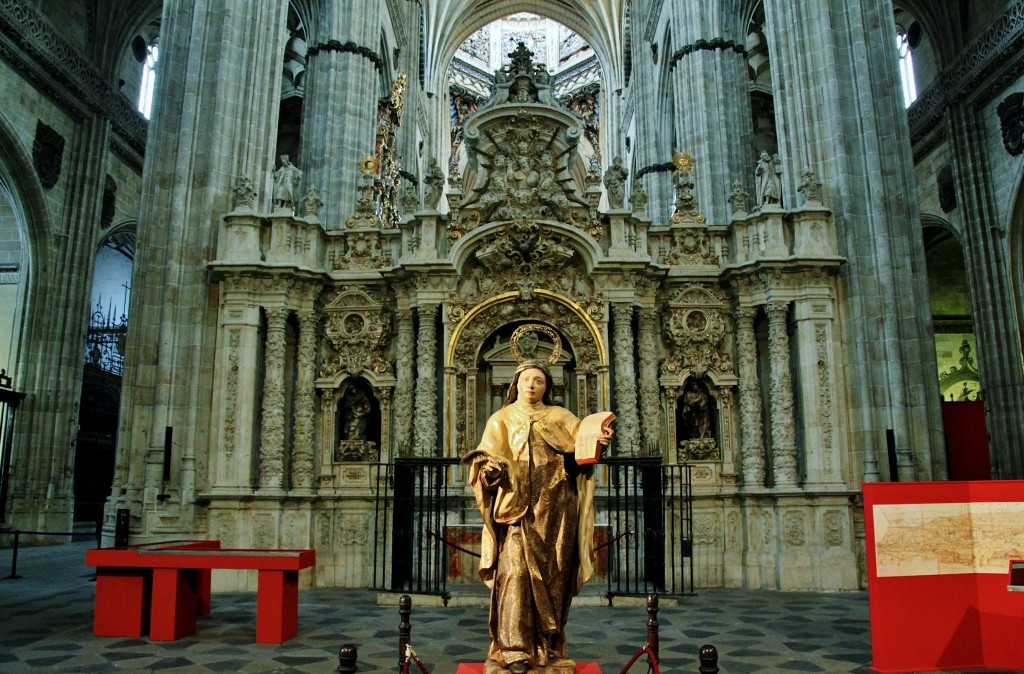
114, 0, 290, 537
291, 310, 318, 490
393, 309, 416, 456
259, 307, 289, 490
299, 1, 381, 227
766, 302, 798, 487
667, 3, 755, 223
762, 0, 942, 479
735, 306, 765, 487
611, 304, 640, 455
637, 308, 662, 455
413, 304, 438, 455
947, 103, 1024, 478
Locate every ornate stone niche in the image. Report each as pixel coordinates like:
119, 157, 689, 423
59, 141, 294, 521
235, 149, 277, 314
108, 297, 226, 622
333, 378, 381, 462
660, 284, 738, 471
316, 286, 395, 484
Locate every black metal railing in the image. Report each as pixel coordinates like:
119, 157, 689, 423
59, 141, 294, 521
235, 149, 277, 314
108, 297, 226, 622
0, 370, 26, 523
372, 457, 460, 597
602, 458, 693, 597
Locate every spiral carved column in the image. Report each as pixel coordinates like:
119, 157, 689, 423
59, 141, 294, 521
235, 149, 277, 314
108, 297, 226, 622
413, 304, 438, 455
735, 306, 765, 486
766, 301, 798, 487
291, 310, 318, 489
259, 307, 289, 489
611, 303, 640, 456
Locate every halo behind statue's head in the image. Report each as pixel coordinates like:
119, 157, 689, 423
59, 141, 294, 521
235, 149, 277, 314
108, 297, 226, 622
510, 324, 561, 365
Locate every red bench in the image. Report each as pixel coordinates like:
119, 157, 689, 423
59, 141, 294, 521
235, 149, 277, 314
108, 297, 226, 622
85, 541, 315, 643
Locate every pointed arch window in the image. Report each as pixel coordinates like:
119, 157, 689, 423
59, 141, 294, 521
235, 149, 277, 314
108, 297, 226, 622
138, 42, 159, 119
897, 31, 917, 108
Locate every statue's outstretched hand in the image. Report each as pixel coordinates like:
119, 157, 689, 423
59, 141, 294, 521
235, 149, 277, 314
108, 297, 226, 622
597, 429, 614, 446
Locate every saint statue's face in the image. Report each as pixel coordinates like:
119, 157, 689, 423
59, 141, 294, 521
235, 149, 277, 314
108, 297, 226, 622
516, 367, 547, 405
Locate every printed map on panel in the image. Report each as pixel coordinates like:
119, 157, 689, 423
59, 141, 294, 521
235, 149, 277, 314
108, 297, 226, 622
873, 502, 1024, 577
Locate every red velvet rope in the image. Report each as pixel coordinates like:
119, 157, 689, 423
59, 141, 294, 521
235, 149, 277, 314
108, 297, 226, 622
618, 645, 661, 674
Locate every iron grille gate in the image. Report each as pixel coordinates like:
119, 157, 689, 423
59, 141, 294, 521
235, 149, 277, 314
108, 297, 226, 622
602, 458, 693, 596
372, 457, 459, 597
371, 456, 694, 598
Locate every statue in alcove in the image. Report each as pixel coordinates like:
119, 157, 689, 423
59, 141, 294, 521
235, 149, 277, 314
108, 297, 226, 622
334, 383, 379, 462
677, 379, 720, 462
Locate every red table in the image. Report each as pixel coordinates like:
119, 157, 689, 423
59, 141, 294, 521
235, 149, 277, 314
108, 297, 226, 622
86, 541, 315, 643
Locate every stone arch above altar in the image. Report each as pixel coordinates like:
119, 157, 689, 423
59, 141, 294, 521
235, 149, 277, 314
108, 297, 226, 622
443, 289, 609, 456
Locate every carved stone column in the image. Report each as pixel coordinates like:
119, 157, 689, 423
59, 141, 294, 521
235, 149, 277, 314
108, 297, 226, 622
413, 304, 438, 455
735, 306, 765, 486
259, 307, 289, 489
637, 308, 662, 455
291, 310, 318, 490
766, 302, 798, 487
611, 304, 640, 455
392, 310, 416, 456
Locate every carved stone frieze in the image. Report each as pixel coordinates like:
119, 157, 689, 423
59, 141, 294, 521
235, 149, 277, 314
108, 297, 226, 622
663, 228, 718, 266
331, 230, 392, 270
662, 285, 732, 378
677, 437, 720, 462
458, 220, 596, 304
319, 287, 393, 379
0, 1, 148, 152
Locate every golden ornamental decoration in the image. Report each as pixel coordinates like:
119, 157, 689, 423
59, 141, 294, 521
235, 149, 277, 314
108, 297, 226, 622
358, 155, 379, 175
673, 152, 695, 175
510, 323, 562, 365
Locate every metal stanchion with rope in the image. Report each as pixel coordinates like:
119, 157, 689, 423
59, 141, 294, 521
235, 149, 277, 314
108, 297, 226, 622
0, 528, 101, 580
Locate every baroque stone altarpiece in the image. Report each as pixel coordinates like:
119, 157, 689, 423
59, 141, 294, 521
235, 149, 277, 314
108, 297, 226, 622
203, 45, 859, 593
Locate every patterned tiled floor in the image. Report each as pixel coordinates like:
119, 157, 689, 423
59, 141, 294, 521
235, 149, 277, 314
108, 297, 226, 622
0, 540, 1018, 673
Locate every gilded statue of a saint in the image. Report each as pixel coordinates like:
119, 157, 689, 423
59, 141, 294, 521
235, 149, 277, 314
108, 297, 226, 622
464, 361, 613, 674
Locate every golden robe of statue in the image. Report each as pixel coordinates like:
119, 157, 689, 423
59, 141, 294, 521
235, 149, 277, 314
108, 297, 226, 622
465, 362, 607, 673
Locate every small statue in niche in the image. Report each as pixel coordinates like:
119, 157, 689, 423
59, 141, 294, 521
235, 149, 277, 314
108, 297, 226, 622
423, 158, 444, 210
677, 379, 719, 462
681, 380, 711, 439
754, 151, 782, 207
335, 383, 378, 462
603, 156, 628, 209
273, 154, 303, 212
